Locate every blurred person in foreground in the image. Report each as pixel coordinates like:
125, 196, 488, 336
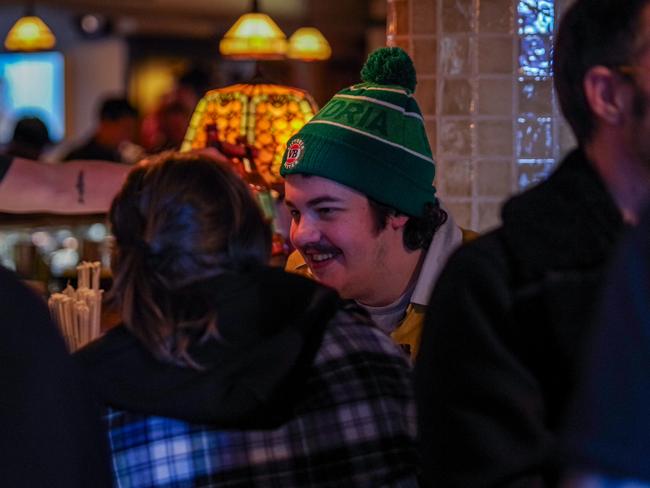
0, 266, 111, 487
63, 96, 141, 164
562, 205, 650, 488
281, 47, 476, 360
415, 0, 650, 486
75, 152, 418, 487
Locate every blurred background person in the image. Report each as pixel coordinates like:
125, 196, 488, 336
76, 152, 418, 486
3, 116, 51, 160
144, 99, 192, 153
140, 65, 211, 154
63, 96, 141, 164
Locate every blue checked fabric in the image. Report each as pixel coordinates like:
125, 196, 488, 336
105, 307, 418, 487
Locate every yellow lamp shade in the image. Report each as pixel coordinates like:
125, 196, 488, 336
5, 15, 56, 52
219, 13, 287, 60
181, 83, 318, 185
288, 27, 331, 61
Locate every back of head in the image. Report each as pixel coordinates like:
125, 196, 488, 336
8, 116, 50, 159
99, 96, 138, 122
554, 0, 650, 144
178, 66, 211, 101
109, 152, 271, 366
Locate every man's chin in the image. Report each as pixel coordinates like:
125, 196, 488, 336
312, 272, 346, 295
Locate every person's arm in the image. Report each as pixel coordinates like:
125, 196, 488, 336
415, 237, 550, 487
0, 157, 130, 214
311, 310, 418, 485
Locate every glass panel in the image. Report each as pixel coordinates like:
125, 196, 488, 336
517, 0, 554, 35
440, 119, 473, 157
517, 159, 556, 190
442, 78, 473, 115
516, 116, 553, 159
518, 34, 552, 76
440, 37, 472, 76
518, 77, 553, 115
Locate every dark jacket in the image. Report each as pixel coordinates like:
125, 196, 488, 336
564, 204, 650, 482
77, 267, 418, 487
63, 137, 122, 163
0, 266, 112, 488
415, 148, 626, 487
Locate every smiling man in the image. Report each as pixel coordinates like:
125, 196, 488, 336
281, 47, 475, 359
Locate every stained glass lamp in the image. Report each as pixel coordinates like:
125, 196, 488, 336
181, 83, 318, 185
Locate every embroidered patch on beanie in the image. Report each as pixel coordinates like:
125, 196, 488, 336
281, 47, 437, 217
284, 138, 305, 170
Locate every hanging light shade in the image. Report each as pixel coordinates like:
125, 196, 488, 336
181, 83, 318, 185
219, 12, 287, 60
5, 15, 56, 52
288, 27, 331, 61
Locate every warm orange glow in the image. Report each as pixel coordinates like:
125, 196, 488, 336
181, 83, 318, 185
4, 15, 56, 51
288, 27, 331, 61
219, 13, 287, 60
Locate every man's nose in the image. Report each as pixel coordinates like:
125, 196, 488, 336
290, 216, 320, 248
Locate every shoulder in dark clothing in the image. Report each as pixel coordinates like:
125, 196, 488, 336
0, 154, 13, 182
415, 149, 626, 488
563, 205, 650, 482
63, 138, 120, 162
0, 267, 112, 488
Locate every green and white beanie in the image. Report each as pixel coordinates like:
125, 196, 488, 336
280, 47, 436, 217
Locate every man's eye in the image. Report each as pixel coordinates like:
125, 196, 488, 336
317, 207, 333, 216
289, 209, 300, 220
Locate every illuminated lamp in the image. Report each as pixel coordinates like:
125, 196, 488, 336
219, 0, 287, 60
287, 27, 331, 61
181, 83, 318, 186
5, 7, 56, 52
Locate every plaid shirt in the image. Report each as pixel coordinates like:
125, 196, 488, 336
105, 307, 418, 487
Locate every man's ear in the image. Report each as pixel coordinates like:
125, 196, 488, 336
388, 214, 409, 230
584, 65, 629, 125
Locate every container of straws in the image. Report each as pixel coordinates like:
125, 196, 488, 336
48, 261, 103, 351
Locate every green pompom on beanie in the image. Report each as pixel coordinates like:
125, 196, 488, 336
361, 46, 417, 92
280, 46, 436, 217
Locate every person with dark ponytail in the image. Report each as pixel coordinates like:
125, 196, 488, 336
75, 152, 417, 486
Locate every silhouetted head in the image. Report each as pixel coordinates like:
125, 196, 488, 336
8, 116, 51, 159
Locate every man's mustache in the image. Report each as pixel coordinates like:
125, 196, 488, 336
300, 242, 341, 255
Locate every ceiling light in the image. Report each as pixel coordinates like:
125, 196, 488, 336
5, 11, 56, 52
287, 27, 331, 61
219, 0, 287, 60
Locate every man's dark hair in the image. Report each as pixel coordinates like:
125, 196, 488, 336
554, 0, 650, 144
99, 96, 138, 121
368, 199, 448, 251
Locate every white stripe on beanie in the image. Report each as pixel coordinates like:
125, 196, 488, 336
333, 94, 424, 121
309, 120, 434, 164
349, 84, 414, 97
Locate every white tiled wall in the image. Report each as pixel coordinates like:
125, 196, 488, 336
387, 0, 576, 232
